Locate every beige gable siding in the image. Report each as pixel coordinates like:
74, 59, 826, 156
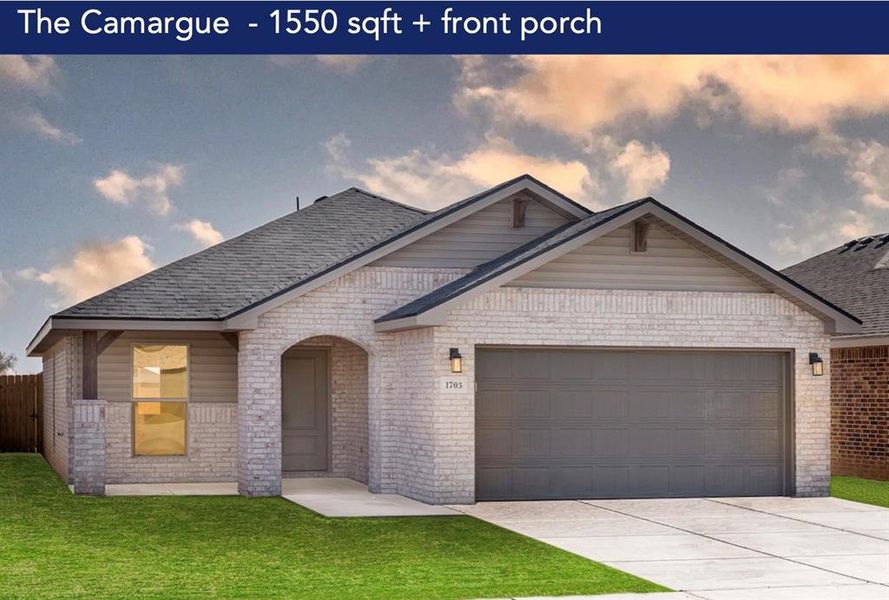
98, 331, 237, 404
507, 222, 766, 292
372, 197, 571, 269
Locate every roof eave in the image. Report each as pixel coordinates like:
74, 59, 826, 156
26, 316, 234, 356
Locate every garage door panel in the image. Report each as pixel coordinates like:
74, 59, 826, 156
672, 427, 706, 456
594, 466, 630, 497
591, 390, 630, 418
551, 428, 593, 456
476, 348, 787, 500
671, 465, 706, 495
593, 428, 629, 456
552, 391, 594, 418
630, 428, 672, 457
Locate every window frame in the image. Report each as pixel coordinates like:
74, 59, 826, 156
130, 343, 190, 457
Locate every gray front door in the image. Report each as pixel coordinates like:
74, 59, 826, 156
476, 348, 788, 501
282, 349, 328, 472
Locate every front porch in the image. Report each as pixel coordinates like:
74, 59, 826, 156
105, 477, 458, 517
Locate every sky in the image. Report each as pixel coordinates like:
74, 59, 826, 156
1, 55, 889, 372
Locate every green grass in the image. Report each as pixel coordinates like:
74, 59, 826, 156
0, 455, 664, 599
832, 476, 889, 508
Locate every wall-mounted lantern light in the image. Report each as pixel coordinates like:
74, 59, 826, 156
809, 352, 824, 376
449, 348, 463, 373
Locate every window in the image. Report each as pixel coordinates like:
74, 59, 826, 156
133, 345, 188, 398
133, 401, 187, 456
132, 345, 188, 456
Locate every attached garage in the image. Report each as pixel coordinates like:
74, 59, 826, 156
475, 347, 791, 501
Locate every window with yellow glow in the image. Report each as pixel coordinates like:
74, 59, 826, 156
133, 401, 187, 455
132, 345, 188, 456
133, 345, 188, 398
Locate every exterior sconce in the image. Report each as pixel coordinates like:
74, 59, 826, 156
809, 353, 824, 376
449, 348, 463, 373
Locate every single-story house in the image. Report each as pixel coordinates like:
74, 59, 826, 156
783, 235, 889, 480
28, 175, 861, 503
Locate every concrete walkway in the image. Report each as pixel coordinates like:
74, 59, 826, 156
282, 478, 459, 517
107, 478, 458, 517
453, 497, 889, 599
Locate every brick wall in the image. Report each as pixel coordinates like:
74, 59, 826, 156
431, 287, 832, 502
105, 402, 237, 483
237, 267, 465, 496
831, 345, 889, 480
41, 338, 70, 482
239, 267, 831, 503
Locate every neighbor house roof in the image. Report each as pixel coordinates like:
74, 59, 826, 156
782, 234, 889, 337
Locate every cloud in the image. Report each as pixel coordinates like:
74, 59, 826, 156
17, 109, 81, 145
761, 167, 806, 207
0, 272, 10, 309
18, 236, 155, 305
323, 132, 351, 163
326, 134, 595, 210
770, 209, 874, 265
268, 55, 373, 73
606, 140, 671, 199
176, 219, 223, 248
0, 55, 58, 90
846, 140, 889, 210
93, 164, 184, 215
458, 56, 889, 136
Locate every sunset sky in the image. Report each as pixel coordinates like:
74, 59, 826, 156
2, 55, 889, 371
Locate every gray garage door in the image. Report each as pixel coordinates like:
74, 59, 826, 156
476, 348, 788, 501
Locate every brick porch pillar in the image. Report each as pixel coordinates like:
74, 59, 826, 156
70, 398, 106, 495
237, 334, 282, 496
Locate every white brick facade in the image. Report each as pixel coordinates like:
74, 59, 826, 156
237, 267, 831, 503
46, 266, 831, 502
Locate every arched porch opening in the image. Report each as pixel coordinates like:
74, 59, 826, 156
281, 335, 369, 484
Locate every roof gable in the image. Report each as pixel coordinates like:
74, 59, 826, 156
372, 194, 574, 269
507, 220, 766, 293
376, 198, 861, 335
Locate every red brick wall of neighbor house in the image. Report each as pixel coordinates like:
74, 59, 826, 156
831, 346, 889, 480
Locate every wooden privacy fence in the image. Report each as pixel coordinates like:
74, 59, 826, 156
0, 374, 42, 452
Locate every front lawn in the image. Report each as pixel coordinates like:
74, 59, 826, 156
832, 475, 889, 508
0, 454, 664, 599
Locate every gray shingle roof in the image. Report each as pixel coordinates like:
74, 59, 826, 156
56, 188, 426, 320
782, 234, 889, 336
376, 199, 647, 323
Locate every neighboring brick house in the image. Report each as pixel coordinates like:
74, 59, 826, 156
783, 235, 889, 480
27, 175, 860, 502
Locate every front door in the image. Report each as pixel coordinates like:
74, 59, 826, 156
281, 348, 328, 472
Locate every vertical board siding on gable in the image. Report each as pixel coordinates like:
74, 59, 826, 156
508, 222, 766, 292
98, 331, 237, 403
372, 198, 571, 269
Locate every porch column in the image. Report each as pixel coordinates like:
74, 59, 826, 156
70, 331, 106, 495
237, 332, 282, 496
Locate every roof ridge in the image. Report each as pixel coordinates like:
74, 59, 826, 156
345, 186, 429, 214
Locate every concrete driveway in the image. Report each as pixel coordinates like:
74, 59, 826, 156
452, 496, 889, 599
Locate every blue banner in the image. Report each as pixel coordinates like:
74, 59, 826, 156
2, 1, 888, 54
